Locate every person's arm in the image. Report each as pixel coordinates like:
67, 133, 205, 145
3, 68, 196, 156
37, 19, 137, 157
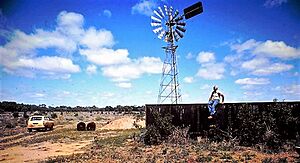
220, 93, 224, 104
208, 92, 213, 101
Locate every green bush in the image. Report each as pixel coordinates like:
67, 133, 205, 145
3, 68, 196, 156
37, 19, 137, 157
233, 103, 299, 150
142, 109, 174, 145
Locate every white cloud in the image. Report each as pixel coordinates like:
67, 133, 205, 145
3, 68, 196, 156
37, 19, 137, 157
117, 82, 132, 88
232, 39, 300, 59
146, 90, 153, 95
241, 57, 293, 75
103, 9, 112, 18
80, 27, 114, 49
195, 51, 224, 80
56, 11, 84, 40
79, 48, 130, 66
241, 57, 268, 70
196, 63, 225, 80
102, 57, 162, 82
200, 84, 210, 90
251, 63, 293, 75
17, 56, 80, 73
253, 40, 300, 59
62, 91, 71, 95
196, 52, 215, 63
102, 92, 115, 98
131, 0, 156, 16
231, 39, 259, 53
86, 65, 97, 75
235, 78, 270, 85
243, 91, 263, 96
228, 39, 298, 77
264, 0, 288, 8
186, 52, 194, 59
183, 77, 194, 83
282, 84, 300, 95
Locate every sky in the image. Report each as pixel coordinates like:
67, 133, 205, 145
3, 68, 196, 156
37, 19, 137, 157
0, 0, 299, 107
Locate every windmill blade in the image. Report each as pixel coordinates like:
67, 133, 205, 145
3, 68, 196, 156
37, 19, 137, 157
158, 31, 166, 39
174, 16, 183, 22
158, 7, 165, 18
151, 16, 161, 22
169, 6, 173, 19
151, 19, 161, 24
173, 10, 179, 19
169, 6, 173, 15
176, 22, 186, 26
151, 22, 161, 27
154, 10, 163, 19
173, 31, 180, 42
176, 25, 186, 32
175, 29, 184, 38
164, 5, 168, 16
153, 26, 163, 34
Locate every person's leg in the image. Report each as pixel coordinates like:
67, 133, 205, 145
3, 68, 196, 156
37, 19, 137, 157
208, 100, 214, 115
211, 99, 219, 115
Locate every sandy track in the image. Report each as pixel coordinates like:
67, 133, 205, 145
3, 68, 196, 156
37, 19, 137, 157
100, 116, 145, 130
0, 140, 91, 163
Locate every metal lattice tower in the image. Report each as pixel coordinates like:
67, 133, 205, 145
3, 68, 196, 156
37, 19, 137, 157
151, 2, 203, 104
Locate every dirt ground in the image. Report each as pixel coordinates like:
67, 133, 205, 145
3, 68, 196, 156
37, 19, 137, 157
0, 112, 144, 163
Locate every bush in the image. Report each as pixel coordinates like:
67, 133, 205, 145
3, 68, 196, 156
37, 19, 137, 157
23, 111, 29, 119
142, 109, 174, 145
51, 113, 58, 119
167, 127, 189, 144
233, 103, 298, 150
5, 120, 17, 128
12, 112, 19, 118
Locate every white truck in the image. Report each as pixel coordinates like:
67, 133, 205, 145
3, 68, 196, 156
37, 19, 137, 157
27, 116, 54, 132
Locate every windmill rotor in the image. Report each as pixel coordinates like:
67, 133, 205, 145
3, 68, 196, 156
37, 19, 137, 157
151, 5, 186, 43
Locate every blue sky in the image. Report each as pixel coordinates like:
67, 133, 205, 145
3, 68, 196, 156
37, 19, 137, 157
0, 0, 299, 107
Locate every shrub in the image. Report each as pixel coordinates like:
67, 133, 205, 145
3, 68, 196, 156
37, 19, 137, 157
5, 120, 17, 128
167, 127, 189, 145
142, 109, 174, 145
12, 112, 19, 118
23, 111, 29, 119
51, 113, 58, 119
233, 103, 298, 150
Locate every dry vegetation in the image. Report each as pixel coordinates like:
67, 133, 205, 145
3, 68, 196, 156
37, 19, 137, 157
0, 111, 299, 162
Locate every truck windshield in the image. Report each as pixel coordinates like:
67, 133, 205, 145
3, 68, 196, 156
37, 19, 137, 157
31, 117, 43, 121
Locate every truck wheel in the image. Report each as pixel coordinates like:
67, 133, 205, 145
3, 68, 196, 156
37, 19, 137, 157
28, 128, 32, 132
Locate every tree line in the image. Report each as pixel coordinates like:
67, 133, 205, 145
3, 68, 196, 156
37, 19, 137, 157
0, 101, 145, 113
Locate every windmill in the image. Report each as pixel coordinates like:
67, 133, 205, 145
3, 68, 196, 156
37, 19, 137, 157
151, 2, 203, 104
